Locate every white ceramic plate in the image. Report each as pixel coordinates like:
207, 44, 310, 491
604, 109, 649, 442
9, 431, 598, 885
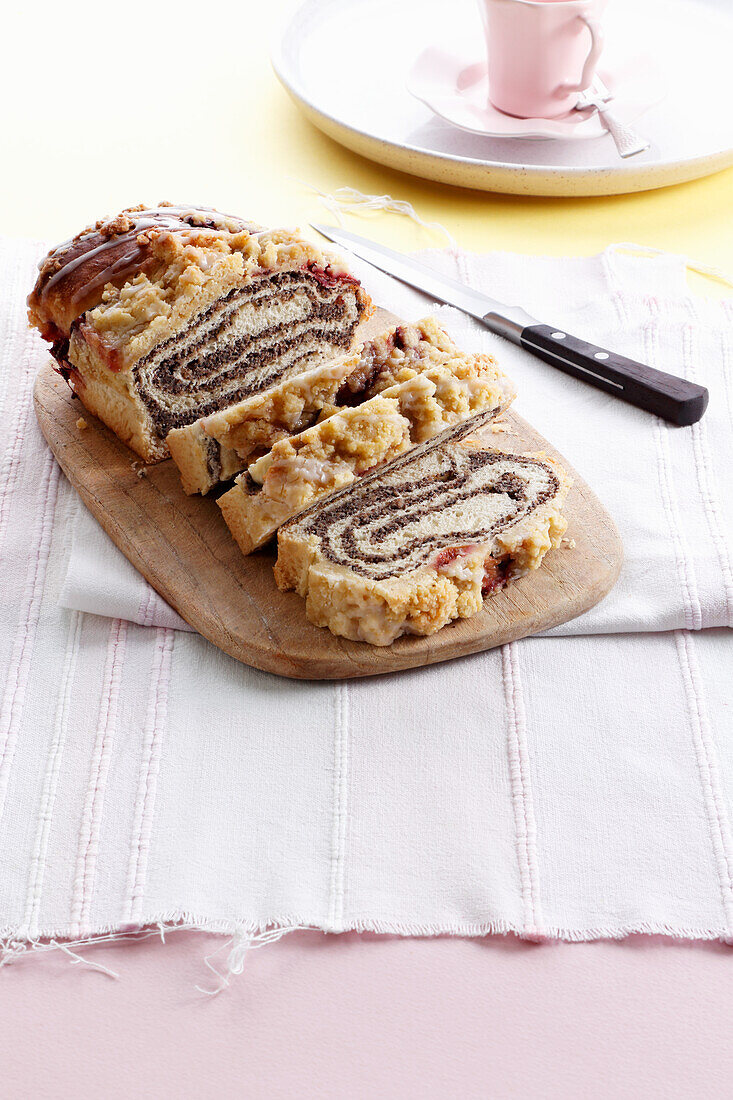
406, 50, 664, 141
271, 0, 733, 196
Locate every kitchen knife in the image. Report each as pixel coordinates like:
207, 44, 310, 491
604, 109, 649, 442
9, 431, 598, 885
311, 223, 708, 427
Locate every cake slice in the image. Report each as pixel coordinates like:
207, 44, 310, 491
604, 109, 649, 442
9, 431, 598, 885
274, 414, 571, 645
167, 352, 363, 495
28, 203, 372, 461
166, 316, 512, 495
217, 351, 514, 555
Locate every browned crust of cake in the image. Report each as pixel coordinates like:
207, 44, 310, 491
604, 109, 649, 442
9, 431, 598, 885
28, 203, 369, 340
28, 204, 261, 342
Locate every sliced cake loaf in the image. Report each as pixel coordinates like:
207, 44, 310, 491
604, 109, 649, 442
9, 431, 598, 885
28, 203, 372, 461
217, 353, 514, 555
166, 316, 513, 495
274, 413, 571, 645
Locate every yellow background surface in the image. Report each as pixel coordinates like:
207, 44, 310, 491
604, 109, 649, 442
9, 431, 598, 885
4, 0, 731, 282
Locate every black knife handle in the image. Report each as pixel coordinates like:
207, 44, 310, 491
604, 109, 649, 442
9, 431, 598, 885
519, 324, 708, 426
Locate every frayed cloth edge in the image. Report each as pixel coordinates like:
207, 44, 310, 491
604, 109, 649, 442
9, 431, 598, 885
2, 914, 732, 954
3, 915, 731, 992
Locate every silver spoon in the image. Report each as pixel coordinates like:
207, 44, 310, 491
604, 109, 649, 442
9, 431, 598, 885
576, 76, 650, 159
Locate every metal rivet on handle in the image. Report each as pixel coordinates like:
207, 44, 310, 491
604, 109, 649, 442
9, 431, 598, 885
551, 332, 566, 340
594, 352, 610, 360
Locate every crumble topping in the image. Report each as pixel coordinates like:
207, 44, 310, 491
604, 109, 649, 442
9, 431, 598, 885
28, 203, 365, 354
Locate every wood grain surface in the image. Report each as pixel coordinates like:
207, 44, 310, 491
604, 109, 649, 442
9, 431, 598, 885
33, 313, 623, 680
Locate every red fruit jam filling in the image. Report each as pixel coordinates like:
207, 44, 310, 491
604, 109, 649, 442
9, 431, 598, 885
482, 554, 511, 595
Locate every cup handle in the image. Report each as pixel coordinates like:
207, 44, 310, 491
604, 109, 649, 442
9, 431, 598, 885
562, 15, 604, 94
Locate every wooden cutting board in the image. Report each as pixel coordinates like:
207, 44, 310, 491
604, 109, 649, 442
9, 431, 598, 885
33, 311, 622, 680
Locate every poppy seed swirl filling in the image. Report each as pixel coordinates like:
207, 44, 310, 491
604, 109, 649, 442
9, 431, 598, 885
132, 271, 364, 436
288, 447, 560, 582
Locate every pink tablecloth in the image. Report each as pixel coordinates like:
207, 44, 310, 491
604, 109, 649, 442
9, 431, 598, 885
3, 937, 731, 1097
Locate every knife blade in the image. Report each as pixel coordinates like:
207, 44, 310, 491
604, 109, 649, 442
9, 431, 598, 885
311, 223, 708, 427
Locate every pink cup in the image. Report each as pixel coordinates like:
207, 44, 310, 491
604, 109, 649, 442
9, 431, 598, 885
479, 0, 607, 119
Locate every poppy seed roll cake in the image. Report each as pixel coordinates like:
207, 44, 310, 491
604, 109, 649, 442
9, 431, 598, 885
216, 353, 513, 556
28, 202, 372, 461
166, 316, 513, 496
274, 417, 571, 645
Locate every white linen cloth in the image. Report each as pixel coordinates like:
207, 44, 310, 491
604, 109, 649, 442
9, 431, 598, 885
2, 234, 733, 965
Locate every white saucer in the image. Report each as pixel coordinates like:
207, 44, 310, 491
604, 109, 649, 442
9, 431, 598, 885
272, 0, 733, 196
407, 50, 665, 142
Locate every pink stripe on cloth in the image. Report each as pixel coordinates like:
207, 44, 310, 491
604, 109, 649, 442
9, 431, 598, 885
70, 617, 128, 939
675, 631, 733, 938
124, 627, 175, 926
502, 643, 544, 942
0, 343, 42, 562
721, 300, 733, 434
326, 682, 350, 934
678, 311, 733, 628
644, 316, 703, 632
0, 248, 35, 417
137, 576, 160, 630
0, 454, 62, 825
22, 610, 84, 940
